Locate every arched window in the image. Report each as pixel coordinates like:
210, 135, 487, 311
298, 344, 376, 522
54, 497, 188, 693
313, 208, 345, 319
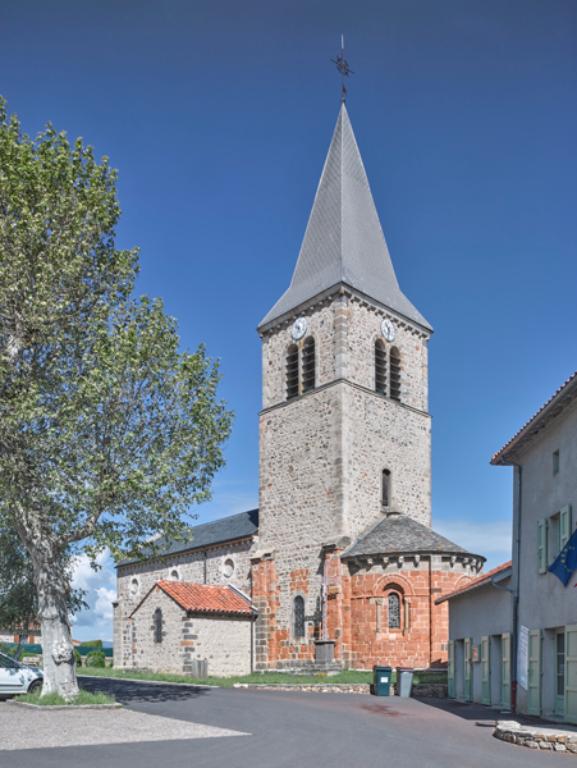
389, 347, 401, 401
129, 577, 139, 596
286, 344, 299, 400
301, 337, 316, 393
293, 596, 305, 639
169, 569, 180, 581
382, 469, 391, 509
388, 593, 401, 629
153, 607, 163, 643
375, 339, 387, 394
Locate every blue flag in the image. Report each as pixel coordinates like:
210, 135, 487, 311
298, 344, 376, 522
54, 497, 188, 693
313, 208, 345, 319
548, 528, 577, 586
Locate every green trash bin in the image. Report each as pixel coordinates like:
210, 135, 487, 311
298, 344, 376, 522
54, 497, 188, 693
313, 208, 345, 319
373, 665, 392, 696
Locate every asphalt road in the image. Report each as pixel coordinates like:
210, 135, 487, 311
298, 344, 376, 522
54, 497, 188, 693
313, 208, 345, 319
0, 678, 561, 768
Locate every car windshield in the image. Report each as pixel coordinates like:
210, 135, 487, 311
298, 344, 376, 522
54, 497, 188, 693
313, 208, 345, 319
0, 652, 22, 669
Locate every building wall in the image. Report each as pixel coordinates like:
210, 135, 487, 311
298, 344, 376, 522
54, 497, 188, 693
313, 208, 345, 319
517, 398, 577, 632
114, 538, 253, 668
256, 291, 432, 668
447, 582, 513, 706
129, 588, 253, 677
512, 398, 577, 717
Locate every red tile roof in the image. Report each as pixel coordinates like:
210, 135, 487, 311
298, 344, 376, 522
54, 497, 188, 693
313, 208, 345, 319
491, 370, 577, 465
435, 560, 512, 604
155, 581, 253, 616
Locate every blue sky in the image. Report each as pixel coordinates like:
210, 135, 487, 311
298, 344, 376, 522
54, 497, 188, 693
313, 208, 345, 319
2, 0, 576, 640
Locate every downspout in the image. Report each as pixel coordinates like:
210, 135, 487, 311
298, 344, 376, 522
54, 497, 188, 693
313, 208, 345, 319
511, 462, 522, 713
429, 555, 433, 666
203, 551, 207, 584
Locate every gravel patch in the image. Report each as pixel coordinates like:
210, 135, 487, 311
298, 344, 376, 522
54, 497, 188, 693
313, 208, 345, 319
0, 702, 248, 751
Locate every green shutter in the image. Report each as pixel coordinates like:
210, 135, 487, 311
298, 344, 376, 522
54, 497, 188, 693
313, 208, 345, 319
565, 625, 577, 724
560, 506, 572, 550
527, 630, 541, 716
538, 519, 547, 573
481, 636, 490, 705
501, 633, 511, 710
448, 641, 455, 698
464, 638, 472, 702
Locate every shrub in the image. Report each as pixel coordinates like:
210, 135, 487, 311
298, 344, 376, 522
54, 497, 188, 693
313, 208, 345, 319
74, 648, 82, 667
85, 650, 106, 668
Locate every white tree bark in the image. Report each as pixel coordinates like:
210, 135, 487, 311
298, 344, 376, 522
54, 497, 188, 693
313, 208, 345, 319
33, 555, 78, 699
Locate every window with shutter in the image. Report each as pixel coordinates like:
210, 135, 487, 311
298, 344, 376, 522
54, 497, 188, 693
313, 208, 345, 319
389, 347, 401, 401
375, 339, 387, 394
561, 505, 572, 550
538, 519, 547, 573
286, 344, 299, 400
301, 337, 315, 393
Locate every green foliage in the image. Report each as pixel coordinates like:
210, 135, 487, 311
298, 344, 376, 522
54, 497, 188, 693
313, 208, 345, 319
85, 650, 106, 668
78, 640, 102, 650
73, 648, 82, 667
0, 94, 232, 563
20, 690, 115, 706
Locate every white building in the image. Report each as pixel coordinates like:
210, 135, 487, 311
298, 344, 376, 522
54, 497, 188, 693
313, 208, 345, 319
442, 370, 577, 723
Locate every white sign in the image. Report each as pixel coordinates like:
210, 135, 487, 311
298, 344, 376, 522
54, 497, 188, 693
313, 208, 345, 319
517, 625, 529, 690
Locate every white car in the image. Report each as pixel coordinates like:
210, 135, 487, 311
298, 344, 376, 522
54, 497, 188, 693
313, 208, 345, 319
0, 651, 43, 695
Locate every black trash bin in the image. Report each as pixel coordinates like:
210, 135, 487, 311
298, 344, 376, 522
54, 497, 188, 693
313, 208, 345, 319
373, 665, 392, 696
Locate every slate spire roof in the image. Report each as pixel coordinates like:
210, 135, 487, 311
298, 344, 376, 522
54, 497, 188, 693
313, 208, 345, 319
259, 104, 431, 331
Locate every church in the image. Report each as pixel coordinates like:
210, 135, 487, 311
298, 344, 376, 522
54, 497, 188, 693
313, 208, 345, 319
113, 103, 484, 677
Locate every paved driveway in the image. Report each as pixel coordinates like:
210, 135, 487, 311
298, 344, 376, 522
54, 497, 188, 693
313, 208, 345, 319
0, 678, 561, 768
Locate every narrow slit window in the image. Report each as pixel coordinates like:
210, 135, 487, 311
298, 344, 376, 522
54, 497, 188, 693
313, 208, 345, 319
382, 469, 391, 509
293, 596, 305, 639
388, 593, 401, 629
375, 339, 387, 394
389, 347, 401, 401
301, 337, 316, 393
286, 344, 299, 400
153, 607, 163, 643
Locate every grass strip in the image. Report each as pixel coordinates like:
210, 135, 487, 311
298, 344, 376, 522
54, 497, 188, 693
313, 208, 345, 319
19, 690, 116, 706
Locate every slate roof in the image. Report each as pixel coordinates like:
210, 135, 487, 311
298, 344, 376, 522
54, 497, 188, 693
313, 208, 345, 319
259, 104, 431, 331
131, 581, 254, 617
491, 370, 577, 465
435, 561, 512, 604
342, 513, 482, 560
118, 509, 259, 567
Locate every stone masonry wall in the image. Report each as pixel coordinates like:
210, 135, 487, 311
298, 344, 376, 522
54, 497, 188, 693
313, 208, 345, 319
256, 291, 433, 669
326, 551, 474, 669
129, 587, 253, 677
115, 538, 253, 668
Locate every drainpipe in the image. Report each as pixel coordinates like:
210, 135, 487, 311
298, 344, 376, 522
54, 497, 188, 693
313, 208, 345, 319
203, 551, 207, 584
511, 463, 522, 713
428, 555, 433, 666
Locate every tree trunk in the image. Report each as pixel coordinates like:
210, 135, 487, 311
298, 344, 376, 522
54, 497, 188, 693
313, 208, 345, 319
33, 558, 78, 699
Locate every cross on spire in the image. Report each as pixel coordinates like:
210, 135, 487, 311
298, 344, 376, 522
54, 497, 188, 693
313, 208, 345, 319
331, 34, 353, 102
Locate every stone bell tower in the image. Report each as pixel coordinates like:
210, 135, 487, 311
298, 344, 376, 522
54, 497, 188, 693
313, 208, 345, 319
251, 104, 435, 669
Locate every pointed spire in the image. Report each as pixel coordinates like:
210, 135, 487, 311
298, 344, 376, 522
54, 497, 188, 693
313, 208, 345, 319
259, 105, 431, 331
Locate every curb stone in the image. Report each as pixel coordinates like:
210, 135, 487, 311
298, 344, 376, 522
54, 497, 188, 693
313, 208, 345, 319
494, 719, 577, 753
8, 699, 123, 710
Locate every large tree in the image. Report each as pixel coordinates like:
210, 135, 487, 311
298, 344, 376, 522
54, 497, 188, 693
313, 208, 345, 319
0, 100, 232, 698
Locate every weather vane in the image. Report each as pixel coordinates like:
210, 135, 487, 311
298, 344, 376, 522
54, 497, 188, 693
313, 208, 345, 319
331, 34, 353, 102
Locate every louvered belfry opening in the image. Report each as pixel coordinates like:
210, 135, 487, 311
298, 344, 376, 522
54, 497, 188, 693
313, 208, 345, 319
375, 339, 387, 394
389, 347, 401, 401
301, 337, 316, 393
286, 344, 299, 400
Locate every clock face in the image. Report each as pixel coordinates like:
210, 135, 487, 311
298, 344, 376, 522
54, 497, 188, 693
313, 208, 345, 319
291, 317, 308, 341
381, 318, 396, 342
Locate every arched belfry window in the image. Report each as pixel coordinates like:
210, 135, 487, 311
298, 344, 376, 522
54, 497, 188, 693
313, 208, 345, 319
293, 596, 305, 639
286, 344, 299, 400
388, 593, 401, 629
381, 469, 391, 509
389, 347, 401, 402
375, 339, 387, 394
153, 607, 163, 643
301, 337, 316, 393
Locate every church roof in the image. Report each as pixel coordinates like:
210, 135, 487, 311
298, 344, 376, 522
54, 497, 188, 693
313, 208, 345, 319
131, 581, 254, 617
259, 104, 431, 331
117, 508, 259, 567
342, 513, 482, 560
